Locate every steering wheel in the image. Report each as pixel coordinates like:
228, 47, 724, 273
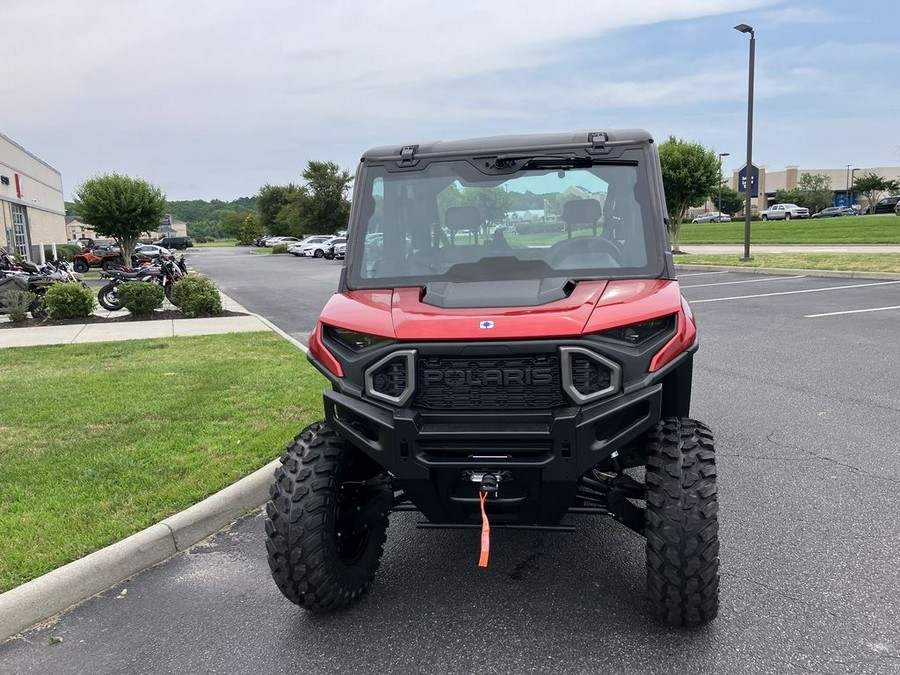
548, 236, 624, 267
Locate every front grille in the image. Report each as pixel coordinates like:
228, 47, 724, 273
570, 354, 613, 397
413, 356, 566, 410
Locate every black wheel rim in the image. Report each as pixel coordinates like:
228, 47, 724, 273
334, 483, 371, 564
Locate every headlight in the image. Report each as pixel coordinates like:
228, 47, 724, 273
326, 326, 392, 352
597, 315, 676, 345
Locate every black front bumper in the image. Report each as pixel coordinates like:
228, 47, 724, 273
324, 380, 663, 525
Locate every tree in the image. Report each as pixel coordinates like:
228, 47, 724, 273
774, 188, 803, 206
659, 137, 719, 252
297, 161, 353, 235
73, 173, 166, 263
796, 173, 833, 213
257, 184, 304, 235
852, 172, 900, 214
237, 215, 262, 246
709, 183, 744, 216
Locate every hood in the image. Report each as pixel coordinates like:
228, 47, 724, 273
318, 279, 682, 342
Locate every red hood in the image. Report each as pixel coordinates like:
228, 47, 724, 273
318, 279, 682, 341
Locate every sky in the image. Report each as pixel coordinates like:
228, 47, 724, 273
2, 0, 899, 201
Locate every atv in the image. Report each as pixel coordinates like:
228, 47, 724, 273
266, 129, 719, 626
73, 247, 122, 273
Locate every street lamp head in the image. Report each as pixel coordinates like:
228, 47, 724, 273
719, 152, 730, 158
734, 23, 754, 36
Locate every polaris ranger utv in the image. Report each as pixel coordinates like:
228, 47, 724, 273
266, 130, 718, 626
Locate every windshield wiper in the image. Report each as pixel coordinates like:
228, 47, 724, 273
491, 154, 593, 170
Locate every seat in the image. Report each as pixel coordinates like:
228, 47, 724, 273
561, 199, 602, 237
444, 206, 483, 245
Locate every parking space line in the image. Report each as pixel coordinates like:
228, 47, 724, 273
682, 275, 804, 289
806, 305, 900, 318
691, 280, 900, 304
677, 271, 731, 277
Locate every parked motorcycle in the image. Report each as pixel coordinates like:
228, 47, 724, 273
0, 274, 50, 319
1, 249, 94, 320
97, 256, 186, 311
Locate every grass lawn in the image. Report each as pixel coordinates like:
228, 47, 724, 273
678, 253, 900, 274
0, 332, 327, 592
679, 214, 899, 244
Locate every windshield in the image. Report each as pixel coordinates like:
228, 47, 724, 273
347, 158, 664, 288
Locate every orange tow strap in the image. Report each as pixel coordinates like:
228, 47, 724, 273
478, 491, 490, 567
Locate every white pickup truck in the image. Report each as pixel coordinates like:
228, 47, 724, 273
759, 203, 810, 220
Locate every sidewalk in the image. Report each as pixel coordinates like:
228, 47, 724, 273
0, 293, 271, 349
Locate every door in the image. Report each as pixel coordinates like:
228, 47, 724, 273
10, 204, 29, 257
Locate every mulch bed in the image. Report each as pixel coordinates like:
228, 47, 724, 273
0, 309, 247, 330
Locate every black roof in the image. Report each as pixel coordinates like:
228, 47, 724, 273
362, 129, 654, 162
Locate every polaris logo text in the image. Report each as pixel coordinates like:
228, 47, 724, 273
422, 368, 552, 387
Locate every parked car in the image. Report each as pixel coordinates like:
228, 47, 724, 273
759, 203, 810, 221
329, 241, 347, 259
154, 236, 193, 250
811, 206, 856, 219
253, 235, 273, 247
293, 235, 333, 257
865, 195, 900, 215
266, 236, 301, 247
691, 211, 731, 223
895, 201, 900, 216
133, 244, 174, 258
323, 237, 347, 259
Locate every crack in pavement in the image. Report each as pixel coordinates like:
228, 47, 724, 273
696, 364, 900, 416
723, 571, 841, 621
765, 432, 900, 486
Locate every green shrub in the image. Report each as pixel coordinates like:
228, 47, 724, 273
42, 283, 96, 319
271, 243, 289, 254
171, 275, 222, 318
2, 290, 36, 322
44, 244, 82, 262
117, 282, 164, 316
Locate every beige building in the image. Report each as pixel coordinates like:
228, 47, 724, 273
66, 214, 188, 243
0, 133, 68, 258
730, 165, 900, 211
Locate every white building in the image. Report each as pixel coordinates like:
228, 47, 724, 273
0, 133, 68, 257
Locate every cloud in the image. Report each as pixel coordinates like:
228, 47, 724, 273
10, 0, 900, 200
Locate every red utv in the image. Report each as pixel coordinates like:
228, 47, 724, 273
73, 247, 122, 273
266, 130, 719, 626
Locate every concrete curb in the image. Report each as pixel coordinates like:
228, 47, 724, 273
674, 263, 900, 281
0, 457, 280, 642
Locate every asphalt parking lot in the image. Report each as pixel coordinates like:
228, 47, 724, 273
2, 252, 899, 675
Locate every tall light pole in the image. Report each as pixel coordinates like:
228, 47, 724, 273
718, 152, 730, 216
735, 23, 755, 261
850, 167, 860, 209
845, 164, 851, 206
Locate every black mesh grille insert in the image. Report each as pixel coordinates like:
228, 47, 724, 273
413, 355, 566, 410
371, 358, 408, 399
570, 354, 613, 396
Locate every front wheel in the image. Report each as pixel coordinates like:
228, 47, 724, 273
97, 282, 123, 311
265, 422, 390, 612
73, 259, 89, 273
645, 418, 719, 627
314, 249, 325, 258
